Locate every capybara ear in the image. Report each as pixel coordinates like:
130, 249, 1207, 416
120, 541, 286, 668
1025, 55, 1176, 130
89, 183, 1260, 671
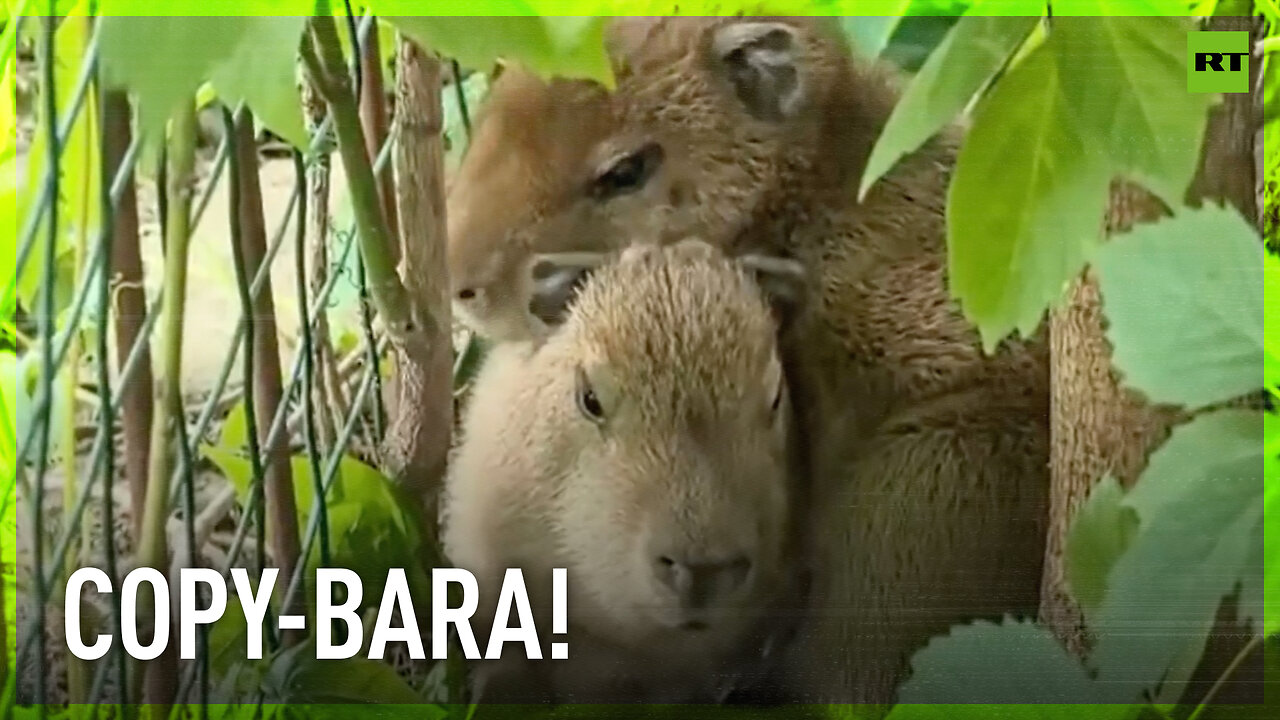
604, 16, 666, 80
738, 253, 808, 330
527, 251, 612, 327
708, 20, 806, 123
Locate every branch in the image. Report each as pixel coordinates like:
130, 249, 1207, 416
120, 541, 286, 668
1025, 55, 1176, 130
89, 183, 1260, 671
302, 15, 429, 344
135, 96, 198, 712
102, 90, 153, 541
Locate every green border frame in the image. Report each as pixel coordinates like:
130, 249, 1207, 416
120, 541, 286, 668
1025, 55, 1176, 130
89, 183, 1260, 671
3, 1, 1274, 718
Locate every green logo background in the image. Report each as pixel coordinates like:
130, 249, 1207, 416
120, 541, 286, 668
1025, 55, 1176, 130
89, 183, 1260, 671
1187, 30, 1250, 93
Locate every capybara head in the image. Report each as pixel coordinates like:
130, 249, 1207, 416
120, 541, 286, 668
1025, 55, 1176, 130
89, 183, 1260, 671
525, 238, 805, 651
446, 17, 888, 342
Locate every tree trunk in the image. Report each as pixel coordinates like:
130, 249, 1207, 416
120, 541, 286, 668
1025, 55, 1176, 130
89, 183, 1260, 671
383, 38, 453, 534
101, 90, 153, 538
231, 111, 303, 631
1040, 8, 1265, 705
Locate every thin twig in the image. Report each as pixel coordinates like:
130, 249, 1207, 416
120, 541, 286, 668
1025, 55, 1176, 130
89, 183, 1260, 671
1184, 634, 1265, 720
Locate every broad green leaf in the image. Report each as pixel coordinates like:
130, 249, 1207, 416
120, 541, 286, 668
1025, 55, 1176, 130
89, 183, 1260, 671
1063, 475, 1139, 620
947, 42, 1110, 352
1004, 11, 1047, 69
385, 13, 613, 87
202, 447, 317, 529
1091, 410, 1265, 704
1052, 15, 1214, 206
204, 423, 427, 616
217, 401, 249, 453
207, 594, 268, 687
878, 14, 965, 74
841, 8, 910, 60
208, 16, 309, 151
1094, 206, 1264, 409
98, 7, 311, 146
860, 13, 1040, 199
98, 12, 232, 145
891, 617, 1138, 713
263, 639, 423, 704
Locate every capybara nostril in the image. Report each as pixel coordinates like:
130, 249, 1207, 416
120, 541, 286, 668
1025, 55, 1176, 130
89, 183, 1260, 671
653, 553, 753, 609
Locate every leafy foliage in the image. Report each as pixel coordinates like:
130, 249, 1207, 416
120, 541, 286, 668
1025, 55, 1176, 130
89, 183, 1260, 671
840, 5, 913, 61
1054, 15, 1215, 206
382, 14, 613, 88
1095, 206, 1267, 408
947, 40, 1109, 352
98, 7, 313, 149
900, 201, 1270, 712
1063, 475, 1138, 618
861, 13, 1041, 198
202, 402, 432, 621
890, 618, 1136, 711
205, 16, 310, 150
1089, 410, 1265, 703
924, 14, 1213, 351
260, 640, 423, 704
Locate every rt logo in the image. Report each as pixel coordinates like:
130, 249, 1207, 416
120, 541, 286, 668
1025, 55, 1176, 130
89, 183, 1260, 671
1187, 30, 1250, 93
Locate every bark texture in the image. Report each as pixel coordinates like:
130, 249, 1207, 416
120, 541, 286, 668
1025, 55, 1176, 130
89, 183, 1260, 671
383, 39, 453, 533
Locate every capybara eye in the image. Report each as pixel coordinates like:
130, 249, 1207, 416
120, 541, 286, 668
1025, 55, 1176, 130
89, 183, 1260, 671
575, 367, 606, 423
591, 143, 664, 200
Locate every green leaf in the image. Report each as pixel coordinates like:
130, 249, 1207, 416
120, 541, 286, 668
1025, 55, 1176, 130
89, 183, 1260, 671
1064, 475, 1139, 620
384, 13, 613, 87
98, 7, 311, 146
947, 41, 1110, 352
891, 617, 1139, 714
840, 8, 910, 61
860, 13, 1040, 199
301, 457, 430, 612
204, 421, 429, 619
208, 16, 309, 151
207, 594, 269, 687
217, 401, 249, 452
262, 639, 423, 704
202, 447, 317, 532
1090, 410, 1265, 704
1051, 15, 1214, 206
1094, 206, 1265, 409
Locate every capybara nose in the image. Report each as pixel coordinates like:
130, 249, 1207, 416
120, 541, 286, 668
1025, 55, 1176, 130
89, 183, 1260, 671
653, 553, 753, 609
